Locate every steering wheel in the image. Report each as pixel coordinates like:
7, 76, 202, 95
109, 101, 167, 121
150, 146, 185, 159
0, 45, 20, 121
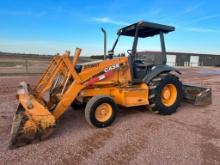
127, 50, 132, 55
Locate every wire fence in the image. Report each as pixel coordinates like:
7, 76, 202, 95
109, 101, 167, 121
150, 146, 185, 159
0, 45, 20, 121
0, 56, 205, 76
0, 58, 51, 75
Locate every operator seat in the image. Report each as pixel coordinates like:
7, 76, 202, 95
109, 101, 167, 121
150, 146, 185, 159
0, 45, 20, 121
134, 60, 154, 80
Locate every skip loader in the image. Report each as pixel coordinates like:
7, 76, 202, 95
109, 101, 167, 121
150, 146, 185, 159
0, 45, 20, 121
9, 21, 212, 148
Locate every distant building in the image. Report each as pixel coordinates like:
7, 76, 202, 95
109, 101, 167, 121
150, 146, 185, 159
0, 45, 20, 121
137, 51, 220, 67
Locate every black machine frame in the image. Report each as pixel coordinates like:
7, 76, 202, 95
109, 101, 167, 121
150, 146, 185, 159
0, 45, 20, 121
108, 21, 175, 81
111, 21, 175, 64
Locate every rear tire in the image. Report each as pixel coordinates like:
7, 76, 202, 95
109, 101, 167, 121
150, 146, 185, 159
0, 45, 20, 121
148, 73, 183, 115
85, 95, 118, 128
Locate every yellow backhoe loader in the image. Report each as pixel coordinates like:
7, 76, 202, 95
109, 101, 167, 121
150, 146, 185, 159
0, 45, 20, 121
9, 21, 212, 149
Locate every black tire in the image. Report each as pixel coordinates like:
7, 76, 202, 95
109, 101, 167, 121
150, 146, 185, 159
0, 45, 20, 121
85, 95, 118, 128
148, 73, 183, 115
71, 100, 84, 110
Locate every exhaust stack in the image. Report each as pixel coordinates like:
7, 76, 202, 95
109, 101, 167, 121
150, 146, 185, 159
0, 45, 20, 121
101, 28, 107, 60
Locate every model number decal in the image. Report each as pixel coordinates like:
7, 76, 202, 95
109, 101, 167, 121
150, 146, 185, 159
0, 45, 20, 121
84, 63, 99, 69
104, 64, 119, 72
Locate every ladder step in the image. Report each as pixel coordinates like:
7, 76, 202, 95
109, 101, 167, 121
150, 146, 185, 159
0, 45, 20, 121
149, 85, 156, 90
159, 73, 169, 77
149, 94, 155, 99
149, 103, 156, 108
152, 77, 162, 82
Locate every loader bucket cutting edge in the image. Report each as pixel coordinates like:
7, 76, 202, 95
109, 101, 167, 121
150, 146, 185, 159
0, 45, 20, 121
9, 104, 25, 149
183, 84, 212, 106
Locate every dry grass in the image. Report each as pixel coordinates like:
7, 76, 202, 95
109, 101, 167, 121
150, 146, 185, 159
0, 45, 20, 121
0, 54, 94, 75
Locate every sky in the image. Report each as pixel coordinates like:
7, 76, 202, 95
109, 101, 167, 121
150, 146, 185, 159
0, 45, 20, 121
0, 0, 220, 56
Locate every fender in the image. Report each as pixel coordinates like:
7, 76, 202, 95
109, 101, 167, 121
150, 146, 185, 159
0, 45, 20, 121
143, 65, 181, 84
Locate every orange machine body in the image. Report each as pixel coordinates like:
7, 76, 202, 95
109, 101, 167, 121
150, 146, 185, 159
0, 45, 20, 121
17, 49, 149, 132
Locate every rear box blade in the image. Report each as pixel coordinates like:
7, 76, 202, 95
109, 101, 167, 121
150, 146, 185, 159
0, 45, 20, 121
183, 85, 212, 106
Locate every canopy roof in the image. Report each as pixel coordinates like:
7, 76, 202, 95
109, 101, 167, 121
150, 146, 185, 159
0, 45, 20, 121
117, 21, 175, 38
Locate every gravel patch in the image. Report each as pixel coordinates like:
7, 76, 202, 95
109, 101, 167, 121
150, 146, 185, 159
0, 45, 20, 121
0, 68, 220, 165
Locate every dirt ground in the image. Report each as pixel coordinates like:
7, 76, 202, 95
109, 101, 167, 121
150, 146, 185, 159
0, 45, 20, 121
0, 67, 220, 165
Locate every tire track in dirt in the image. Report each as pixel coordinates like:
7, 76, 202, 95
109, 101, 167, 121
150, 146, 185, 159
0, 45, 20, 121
0, 86, 17, 94
167, 118, 220, 165
61, 128, 114, 165
201, 141, 220, 165
99, 122, 161, 165
0, 76, 38, 93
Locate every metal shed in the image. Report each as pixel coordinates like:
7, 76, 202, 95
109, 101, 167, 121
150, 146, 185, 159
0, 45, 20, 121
137, 51, 220, 67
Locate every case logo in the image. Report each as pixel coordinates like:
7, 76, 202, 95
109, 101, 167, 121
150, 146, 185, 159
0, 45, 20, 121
104, 64, 119, 72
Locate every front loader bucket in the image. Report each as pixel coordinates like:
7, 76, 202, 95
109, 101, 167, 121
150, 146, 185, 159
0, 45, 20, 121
9, 104, 55, 149
183, 85, 212, 106
9, 50, 83, 149
9, 83, 56, 149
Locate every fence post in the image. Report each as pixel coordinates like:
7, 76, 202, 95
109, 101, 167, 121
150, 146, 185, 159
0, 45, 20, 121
25, 59, 28, 73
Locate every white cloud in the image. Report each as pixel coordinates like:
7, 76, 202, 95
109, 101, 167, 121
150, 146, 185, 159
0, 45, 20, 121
183, 3, 202, 14
92, 17, 129, 26
0, 9, 46, 17
0, 10, 31, 16
195, 14, 220, 22
145, 8, 161, 17
150, 9, 161, 16
184, 14, 220, 26
184, 27, 220, 33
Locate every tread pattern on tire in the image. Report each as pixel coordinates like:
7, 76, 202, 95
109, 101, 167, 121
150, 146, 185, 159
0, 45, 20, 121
148, 72, 183, 115
85, 95, 118, 128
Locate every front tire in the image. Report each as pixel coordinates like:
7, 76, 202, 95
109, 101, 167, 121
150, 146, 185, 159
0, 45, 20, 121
71, 100, 84, 110
148, 73, 183, 115
85, 95, 118, 128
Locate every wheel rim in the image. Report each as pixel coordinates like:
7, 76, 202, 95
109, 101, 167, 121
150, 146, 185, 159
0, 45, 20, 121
161, 84, 177, 107
95, 103, 113, 122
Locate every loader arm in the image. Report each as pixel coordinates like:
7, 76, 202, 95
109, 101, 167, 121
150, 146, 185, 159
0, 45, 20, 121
9, 49, 85, 148
35, 48, 128, 120
52, 52, 129, 119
